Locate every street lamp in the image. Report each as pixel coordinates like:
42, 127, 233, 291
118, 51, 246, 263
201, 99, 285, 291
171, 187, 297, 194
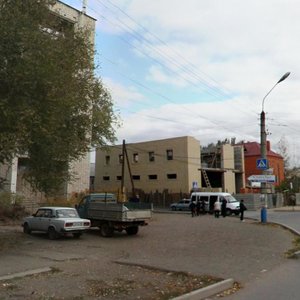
260, 72, 290, 222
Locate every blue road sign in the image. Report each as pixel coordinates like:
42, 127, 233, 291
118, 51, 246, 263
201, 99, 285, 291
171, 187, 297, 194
256, 158, 268, 170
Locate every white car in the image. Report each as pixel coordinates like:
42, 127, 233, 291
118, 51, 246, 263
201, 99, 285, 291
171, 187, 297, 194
170, 199, 191, 211
22, 207, 91, 239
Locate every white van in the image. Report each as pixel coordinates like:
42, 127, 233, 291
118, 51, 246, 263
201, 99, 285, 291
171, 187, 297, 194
190, 192, 240, 215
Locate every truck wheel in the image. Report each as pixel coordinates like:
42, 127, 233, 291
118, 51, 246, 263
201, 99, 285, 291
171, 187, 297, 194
100, 224, 114, 237
48, 227, 58, 240
23, 223, 31, 234
126, 226, 139, 235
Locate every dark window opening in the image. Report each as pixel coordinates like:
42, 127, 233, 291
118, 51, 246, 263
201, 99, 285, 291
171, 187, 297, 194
103, 176, 110, 181
132, 175, 140, 180
105, 155, 110, 165
116, 176, 122, 180
166, 149, 173, 160
149, 151, 155, 162
148, 174, 157, 180
167, 173, 177, 179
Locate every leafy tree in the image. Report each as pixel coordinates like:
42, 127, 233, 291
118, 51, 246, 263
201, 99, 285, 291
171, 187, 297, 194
276, 135, 290, 173
0, 0, 119, 195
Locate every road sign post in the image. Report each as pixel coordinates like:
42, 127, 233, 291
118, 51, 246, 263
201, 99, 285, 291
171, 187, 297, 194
248, 175, 276, 183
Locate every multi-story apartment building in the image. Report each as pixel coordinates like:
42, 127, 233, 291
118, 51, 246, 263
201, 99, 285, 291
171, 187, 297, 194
0, 1, 95, 202
95, 136, 202, 195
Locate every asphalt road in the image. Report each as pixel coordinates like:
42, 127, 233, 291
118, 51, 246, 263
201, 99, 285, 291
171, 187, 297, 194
222, 208, 300, 300
1, 209, 300, 299
226, 259, 300, 300
246, 209, 300, 234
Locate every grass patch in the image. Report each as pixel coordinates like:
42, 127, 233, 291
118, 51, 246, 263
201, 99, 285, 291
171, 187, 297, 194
285, 237, 300, 258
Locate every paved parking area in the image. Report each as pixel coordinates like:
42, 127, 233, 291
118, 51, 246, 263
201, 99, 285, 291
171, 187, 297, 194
0, 213, 295, 299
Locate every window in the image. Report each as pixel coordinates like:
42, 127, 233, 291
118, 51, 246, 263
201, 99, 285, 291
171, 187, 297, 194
116, 176, 122, 180
167, 173, 177, 179
105, 155, 110, 165
148, 174, 157, 180
103, 176, 110, 181
119, 154, 123, 164
133, 153, 139, 163
149, 151, 155, 162
132, 175, 140, 180
166, 149, 173, 160
35, 209, 46, 217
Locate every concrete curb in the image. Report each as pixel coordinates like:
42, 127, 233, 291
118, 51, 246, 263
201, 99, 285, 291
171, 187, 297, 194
171, 278, 235, 300
0, 267, 52, 281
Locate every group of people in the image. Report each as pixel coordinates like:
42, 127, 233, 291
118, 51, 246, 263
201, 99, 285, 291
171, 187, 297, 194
190, 199, 247, 221
189, 199, 206, 217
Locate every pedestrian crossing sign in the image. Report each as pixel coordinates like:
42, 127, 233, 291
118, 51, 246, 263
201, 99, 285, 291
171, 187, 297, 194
256, 158, 268, 170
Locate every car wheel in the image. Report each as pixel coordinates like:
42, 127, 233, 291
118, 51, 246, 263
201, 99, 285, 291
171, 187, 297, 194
48, 227, 58, 240
100, 223, 114, 237
23, 223, 31, 234
73, 232, 82, 239
126, 226, 139, 235
234, 211, 240, 216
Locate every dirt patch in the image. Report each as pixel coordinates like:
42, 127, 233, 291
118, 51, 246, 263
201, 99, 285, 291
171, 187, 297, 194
0, 227, 25, 252
0, 264, 221, 300
87, 267, 221, 300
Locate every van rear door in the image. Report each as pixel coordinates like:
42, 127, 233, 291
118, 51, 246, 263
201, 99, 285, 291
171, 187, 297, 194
209, 195, 218, 213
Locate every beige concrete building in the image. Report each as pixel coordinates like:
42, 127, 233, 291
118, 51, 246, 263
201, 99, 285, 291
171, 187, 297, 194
0, 1, 95, 203
201, 143, 245, 194
95, 136, 202, 195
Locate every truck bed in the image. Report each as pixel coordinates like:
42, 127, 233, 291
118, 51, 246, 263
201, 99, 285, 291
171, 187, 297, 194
87, 202, 152, 222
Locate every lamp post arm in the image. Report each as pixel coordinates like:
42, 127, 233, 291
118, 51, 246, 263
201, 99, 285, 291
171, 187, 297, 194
262, 82, 278, 112
262, 72, 290, 111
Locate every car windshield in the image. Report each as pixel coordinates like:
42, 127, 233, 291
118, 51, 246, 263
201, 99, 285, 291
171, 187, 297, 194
224, 195, 238, 203
56, 209, 79, 218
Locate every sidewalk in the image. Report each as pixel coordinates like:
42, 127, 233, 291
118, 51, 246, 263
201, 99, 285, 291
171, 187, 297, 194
273, 206, 300, 212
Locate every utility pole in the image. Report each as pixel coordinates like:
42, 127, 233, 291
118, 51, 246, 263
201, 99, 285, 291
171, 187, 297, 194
82, 0, 87, 14
120, 140, 135, 202
260, 72, 290, 222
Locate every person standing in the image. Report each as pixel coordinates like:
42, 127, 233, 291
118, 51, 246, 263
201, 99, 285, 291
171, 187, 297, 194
221, 198, 227, 218
189, 201, 196, 217
214, 201, 221, 218
196, 200, 201, 216
200, 198, 205, 214
239, 199, 247, 221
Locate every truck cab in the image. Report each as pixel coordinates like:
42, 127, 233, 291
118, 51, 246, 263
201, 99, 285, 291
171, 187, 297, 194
76, 193, 117, 219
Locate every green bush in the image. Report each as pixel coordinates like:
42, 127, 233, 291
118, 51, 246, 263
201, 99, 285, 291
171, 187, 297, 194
0, 192, 26, 220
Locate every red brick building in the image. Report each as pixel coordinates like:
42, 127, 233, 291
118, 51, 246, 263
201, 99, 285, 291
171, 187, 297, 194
242, 141, 285, 186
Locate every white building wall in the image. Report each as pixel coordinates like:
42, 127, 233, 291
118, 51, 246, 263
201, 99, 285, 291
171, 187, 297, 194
0, 2, 95, 200
0, 158, 18, 193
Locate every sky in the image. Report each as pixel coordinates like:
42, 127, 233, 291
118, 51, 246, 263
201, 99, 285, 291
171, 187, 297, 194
62, 0, 300, 166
